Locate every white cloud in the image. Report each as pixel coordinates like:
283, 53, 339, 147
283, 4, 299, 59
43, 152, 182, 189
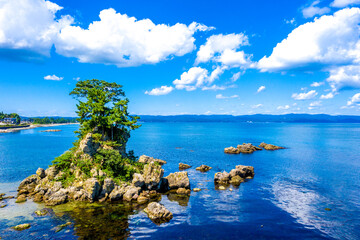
327, 65, 360, 91
320, 92, 335, 99
310, 101, 322, 107
0, 0, 73, 60
44, 74, 63, 81
331, 0, 360, 8
347, 92, 360, 105
216, 94, 239, 99
292, 90, 318, 100
257, 86, 266, 93
231, 72, 241, 82
252, 104, 263, 108
285, 18, 296, 25
195, 33, 251, 67
55, 8, 212, 67
258, 8, 360, 73
277, 105, 290, 110
202, 85, 233, 91
145, 85, 173, 96
173, 67, 209, 91
73, 77, 80, 81
310, 81, 324, 87
302, 1, 330, 18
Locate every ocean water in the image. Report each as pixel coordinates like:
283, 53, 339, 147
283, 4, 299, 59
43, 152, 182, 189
0, 122, 359, 239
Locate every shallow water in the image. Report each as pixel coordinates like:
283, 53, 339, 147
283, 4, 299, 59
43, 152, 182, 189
0, 123, 360, 239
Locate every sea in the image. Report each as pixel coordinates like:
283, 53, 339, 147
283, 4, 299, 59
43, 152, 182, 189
0, 122, 359, 239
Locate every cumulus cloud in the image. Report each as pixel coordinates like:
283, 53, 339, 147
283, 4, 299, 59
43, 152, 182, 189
347, 92, 360, 105
310, 81, 324, 87
173, 67, 209, 91
302, 0, 330, 18
215, 94, 239, 99
292, 90, 318, 100
277, 105, 290, 110
44, 74, 63, 81
231, 72, 241, 82
257, 86, 266, 93
320, 92, 335, 99
195, 33, 251, 67
327, 65, 360, 91
258, 8, 360, 72
56, 8, 212, 67
331, 0, 360, 8
145, 86, 173, 96
0, 0, 73, 60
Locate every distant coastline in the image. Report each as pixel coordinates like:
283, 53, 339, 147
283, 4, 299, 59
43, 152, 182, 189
0, 123, 79, 133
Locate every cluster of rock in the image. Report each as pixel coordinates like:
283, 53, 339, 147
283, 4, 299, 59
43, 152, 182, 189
214, 165, 254, 187
0, 193, 14, 208
224, 142, 284, 154
16, 154, 191, 224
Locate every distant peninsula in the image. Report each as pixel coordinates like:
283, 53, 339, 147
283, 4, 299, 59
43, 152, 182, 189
138, 114, 360, 123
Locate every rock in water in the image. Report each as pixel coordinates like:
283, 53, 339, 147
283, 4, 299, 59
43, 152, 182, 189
13, 223, 31, 231
236, 143, 262, 154
143, 162, 164, 190
259, 142, 285, 150
195, 165, 212, 172
214, 171, 231, 185
165, 172, 190, 189
144, 202, 173, 224
18, 175, 40, 195
108, 184, 127, 201
123, 186, 141, 201
45, 189, 68, 206
179, 163, 191, 170
176, 188, 191, 195
193, 188, 201, 192
34, 209, 48, 216
224, 147, 240, 154
139, 155, 167, 165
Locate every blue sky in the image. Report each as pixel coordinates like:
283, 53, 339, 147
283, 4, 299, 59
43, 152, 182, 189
1, 0, 360, 116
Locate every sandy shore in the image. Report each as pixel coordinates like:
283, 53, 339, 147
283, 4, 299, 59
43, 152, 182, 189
0, 123, 78, 133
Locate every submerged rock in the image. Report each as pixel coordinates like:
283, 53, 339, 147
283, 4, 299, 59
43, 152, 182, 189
259, 142, 285, 150
13, 223, 31, 231
179, 163, 191, 170
34, 209, 48, 216
15, 195, 27, 203
55, 222, 72, 233
196, 165, 212, 172
144, 202, 173, 224
165, 172, 190, 189
139, 155, 167, 165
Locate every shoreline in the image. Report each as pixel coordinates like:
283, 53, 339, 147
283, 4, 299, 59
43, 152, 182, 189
0, 123, 79, 133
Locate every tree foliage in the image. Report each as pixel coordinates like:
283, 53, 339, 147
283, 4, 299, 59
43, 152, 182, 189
70, 79, 140, 142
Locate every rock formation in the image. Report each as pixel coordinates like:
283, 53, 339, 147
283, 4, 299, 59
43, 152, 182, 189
179, 163, 191, 170
259, 142, 285, 150
195, 165, 212, 172
144, 202, 173, 224
214, 165, 254, 187
139, 155, 167, 165
224, 143, 262, 154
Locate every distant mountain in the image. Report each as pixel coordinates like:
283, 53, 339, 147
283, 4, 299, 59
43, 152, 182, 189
138, 114, 360, 123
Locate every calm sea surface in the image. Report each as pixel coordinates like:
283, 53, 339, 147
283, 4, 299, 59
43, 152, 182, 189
0, 122, 359, 239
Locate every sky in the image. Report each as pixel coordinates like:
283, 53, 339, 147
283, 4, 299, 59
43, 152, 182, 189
1, 0, 360, 116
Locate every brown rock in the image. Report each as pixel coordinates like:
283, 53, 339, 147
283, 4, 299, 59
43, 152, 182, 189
259, 142, 285, 150
139, 155, 167, 165
224, 147, 240, 154
144, 202, 173, 224
195, 165, 212, 172
165, 172, 190, 189
179, 163, 191, 170
176, 188, 191, 195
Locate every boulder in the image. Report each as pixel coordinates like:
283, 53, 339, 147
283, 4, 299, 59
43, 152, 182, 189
18, 175, 40, 195
232, 165, 254, 179
229, 175, 244, 186
144, 202, 173, 223
196, 165, 212, 172
13, 223, 31, 231
176, 188, 191, 195
137, 191, 150, 204
224, 147, 240, 154
45, 166, 59, 180
101, 178, 115, 196
143, 162, 164, 190
237, 143, 262, 154
45, 189, 68, 206
78, 133, 100, 156
139, 155, 167, 165
108, 184, 127, 201
259, 142, 285, 150
179, 163, 191, 170
36, 168, 46, 178
218, 186, 226, 190
214, 171, 231, 185
123, 186, 141, 201
132, 173, 145, 188
83, 178, 101, 201
165, 172, 190, 189
15, 194, 27, 203
193, 188, 201, 192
